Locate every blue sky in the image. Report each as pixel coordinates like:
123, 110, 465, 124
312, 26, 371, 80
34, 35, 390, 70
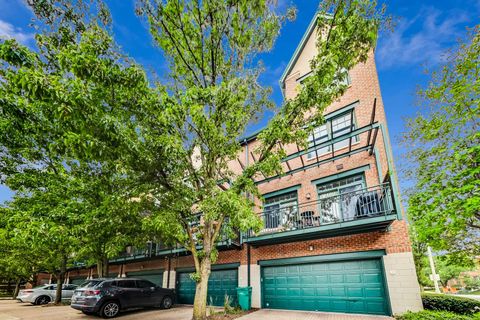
0, 0, 479, 204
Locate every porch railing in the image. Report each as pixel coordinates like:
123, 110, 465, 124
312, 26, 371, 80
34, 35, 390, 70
246, 183, 395, 238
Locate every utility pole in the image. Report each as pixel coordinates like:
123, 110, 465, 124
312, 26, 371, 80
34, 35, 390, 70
427, 246, 441, 293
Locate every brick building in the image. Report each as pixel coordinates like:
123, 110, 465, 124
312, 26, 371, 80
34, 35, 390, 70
39, 11, 423, 317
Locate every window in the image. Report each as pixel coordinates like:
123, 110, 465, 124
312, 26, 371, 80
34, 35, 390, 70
136, 280, 155, 288
63, 284, 77, 290
297, 69, 350, 86
317, 174, 365, 223
307, 111, 357, 159
263, 191, 298, 229
117, 279, 136, 288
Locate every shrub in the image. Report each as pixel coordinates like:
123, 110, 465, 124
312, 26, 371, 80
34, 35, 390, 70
396, 310, 480, 320
422, 293, 480, 314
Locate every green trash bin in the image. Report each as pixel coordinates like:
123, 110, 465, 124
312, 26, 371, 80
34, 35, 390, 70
236, 286, 252, 311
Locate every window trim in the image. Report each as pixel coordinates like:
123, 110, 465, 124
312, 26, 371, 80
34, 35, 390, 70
310, 165, 370, 187
262, 184, 301, 200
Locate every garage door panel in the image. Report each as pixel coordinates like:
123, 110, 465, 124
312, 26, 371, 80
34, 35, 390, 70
350, 301, 367, 313
301, 275, 315, 284
177, 269, 238, 307
364, 273, 382, 283
331, 300, 348, 311
365, 287, 383, 297
302, 288, 316, 296
346, 274, 362, 283
347, 287, 363, 297
262, 258, 388, 315
362, 260, 381, 269
330, 274, 345, 282
316, 287, 329, 296
367, 301, 386, 314
331, 287, 346, 297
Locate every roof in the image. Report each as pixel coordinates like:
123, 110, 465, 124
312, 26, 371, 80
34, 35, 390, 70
278, 11, 320, 93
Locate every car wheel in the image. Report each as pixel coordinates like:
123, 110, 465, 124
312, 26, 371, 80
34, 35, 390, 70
160, 296, 173, 309
100, 301, 120, 318
35, 295, 51, 305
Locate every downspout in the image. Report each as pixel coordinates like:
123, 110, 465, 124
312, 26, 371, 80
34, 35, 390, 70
247, 243, 251, 287
167, 256, 171, 289
244, 139, 251, 288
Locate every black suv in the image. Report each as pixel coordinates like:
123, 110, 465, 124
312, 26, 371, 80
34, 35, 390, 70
70, 278, 175, 318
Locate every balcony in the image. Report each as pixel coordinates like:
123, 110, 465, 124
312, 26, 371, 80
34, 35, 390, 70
110, 227, 241, 264
244, 183, 397, 245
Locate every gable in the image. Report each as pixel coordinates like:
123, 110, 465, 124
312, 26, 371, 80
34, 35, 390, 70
279, 12, 319, 93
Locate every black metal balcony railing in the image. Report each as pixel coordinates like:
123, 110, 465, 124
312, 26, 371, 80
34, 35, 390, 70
246, 183, 395, 238
113, 224, 241, 262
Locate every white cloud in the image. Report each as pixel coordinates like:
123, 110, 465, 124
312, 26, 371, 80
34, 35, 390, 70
0, 19, 33, 44
377, 7, 471, 69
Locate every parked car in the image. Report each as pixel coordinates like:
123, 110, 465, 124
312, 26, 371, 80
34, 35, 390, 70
17, 284, 78, 305
70, 278, 175, 318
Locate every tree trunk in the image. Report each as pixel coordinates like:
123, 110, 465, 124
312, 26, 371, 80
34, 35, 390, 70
12, 279, 21, 299
55, 257, 67, 304
96, 255, 109, 277
192, 257, 212, 320
54, 273, 63, 304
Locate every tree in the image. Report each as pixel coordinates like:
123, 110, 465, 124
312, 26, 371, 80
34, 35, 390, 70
133, 1, 388, 318
0, 0, 149, 297
72, 164, 144, 277
1, 0, 389, 317
435, 255, 473, 288
0, 210, 40, 299
403, 26, 480, 255
1, 172, 82, 304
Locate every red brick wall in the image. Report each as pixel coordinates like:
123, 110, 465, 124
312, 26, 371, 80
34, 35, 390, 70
115, 219, 410, 274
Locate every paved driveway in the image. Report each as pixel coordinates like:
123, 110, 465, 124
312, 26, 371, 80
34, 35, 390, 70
0, 300, 394, 320
238, 309, 393, 320
0, 300, 193, 320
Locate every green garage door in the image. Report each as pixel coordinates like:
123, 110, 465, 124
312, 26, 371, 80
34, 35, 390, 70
176, 268, 238, 306
127, 270, 164, 287
262, 259, 389, 315
70, 278, 86, 286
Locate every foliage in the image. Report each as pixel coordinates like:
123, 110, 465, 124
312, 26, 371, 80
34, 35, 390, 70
1, 0, 390, 318
410, 229, 430, 286
0, 0, 148, 295
396, 310, 480, 320
410, 238, 474, 287
403, 25, 480, 255
435, 256, 473, 287
422, 293, 480, 315
464, 277, 480, 290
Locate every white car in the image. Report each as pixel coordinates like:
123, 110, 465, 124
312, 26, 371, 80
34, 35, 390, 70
17, 284, 78, 305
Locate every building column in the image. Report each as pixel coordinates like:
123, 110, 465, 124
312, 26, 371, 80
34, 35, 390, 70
163, 270, 176, 289
383, 252, 423, 315
64, 272, 70, 284
238, 264, 261, 308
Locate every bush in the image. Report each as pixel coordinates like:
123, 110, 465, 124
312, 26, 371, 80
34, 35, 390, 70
396, 310, 480, 320
422, 293, 480, 314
